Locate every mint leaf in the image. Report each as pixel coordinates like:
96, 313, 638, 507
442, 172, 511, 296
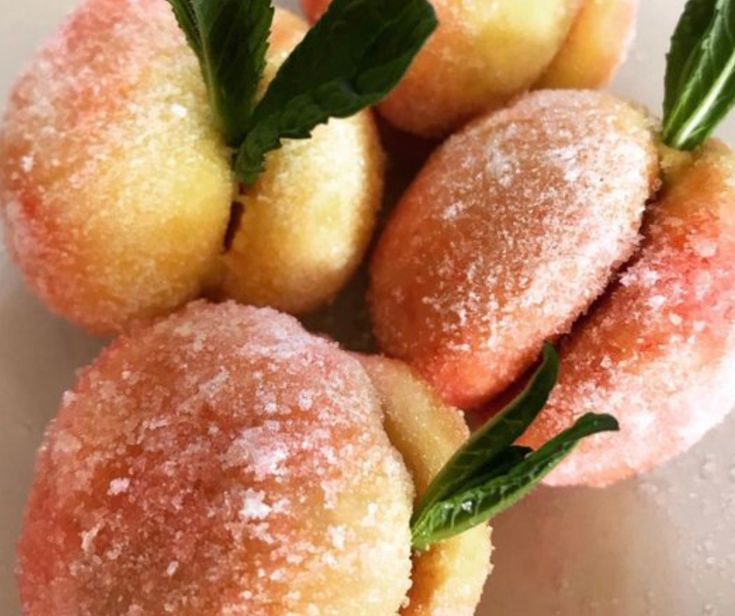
411, 414, 619, 550
662, 0, 735, 150
408, 344, 619, 550
234, 0, 437, 183
166, 0, 274, 146
458, 445, 534, 492
664, 0, 718, 119
413, 343, 559, 517
166, 0, 436, 184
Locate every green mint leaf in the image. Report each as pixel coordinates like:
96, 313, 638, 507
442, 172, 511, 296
412, 343, 559, 519
234, 0, 437, 183
166, 0, 274, 147
662, 0, 735, 150
411, 413, 619, 550
664, 0, 718, 119
458, 445, 534, 492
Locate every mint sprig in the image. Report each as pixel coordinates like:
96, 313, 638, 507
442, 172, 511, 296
416, 344, 559, 515
411, 414, 618, 549
167, 0, 437, 184
663, 0, 735, 150
410, 344, 619, 550
167, 0, 274, 147
236, 0, 438, 183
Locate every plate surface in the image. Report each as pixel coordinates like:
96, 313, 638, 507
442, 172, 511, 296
1, 1, 734, 614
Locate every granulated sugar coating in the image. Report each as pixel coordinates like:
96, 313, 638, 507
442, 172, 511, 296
16, 302, 415, 615
220, 109, 383, 316
521, 141, 735, 487
370, 90, 659, 409
0, 0, 383, 334
301, 0, 637, 137
0, 0, 233, 334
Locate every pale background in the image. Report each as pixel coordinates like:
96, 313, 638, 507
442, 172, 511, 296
1, 1, 734, 614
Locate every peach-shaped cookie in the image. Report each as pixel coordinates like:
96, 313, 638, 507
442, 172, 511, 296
16, 301, 492, 615
0, 0, 383, 334
520, 142, 735, 487
370, 90, 659, 409
301, 0, 637, 137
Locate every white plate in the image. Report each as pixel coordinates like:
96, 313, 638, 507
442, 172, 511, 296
1, 1, 734, 614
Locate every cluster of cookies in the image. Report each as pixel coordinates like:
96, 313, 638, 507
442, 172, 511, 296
3, 0, 734, 614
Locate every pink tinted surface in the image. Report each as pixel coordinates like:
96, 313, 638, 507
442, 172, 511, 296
1, 1, 735, 615
16, 302, 412, 615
